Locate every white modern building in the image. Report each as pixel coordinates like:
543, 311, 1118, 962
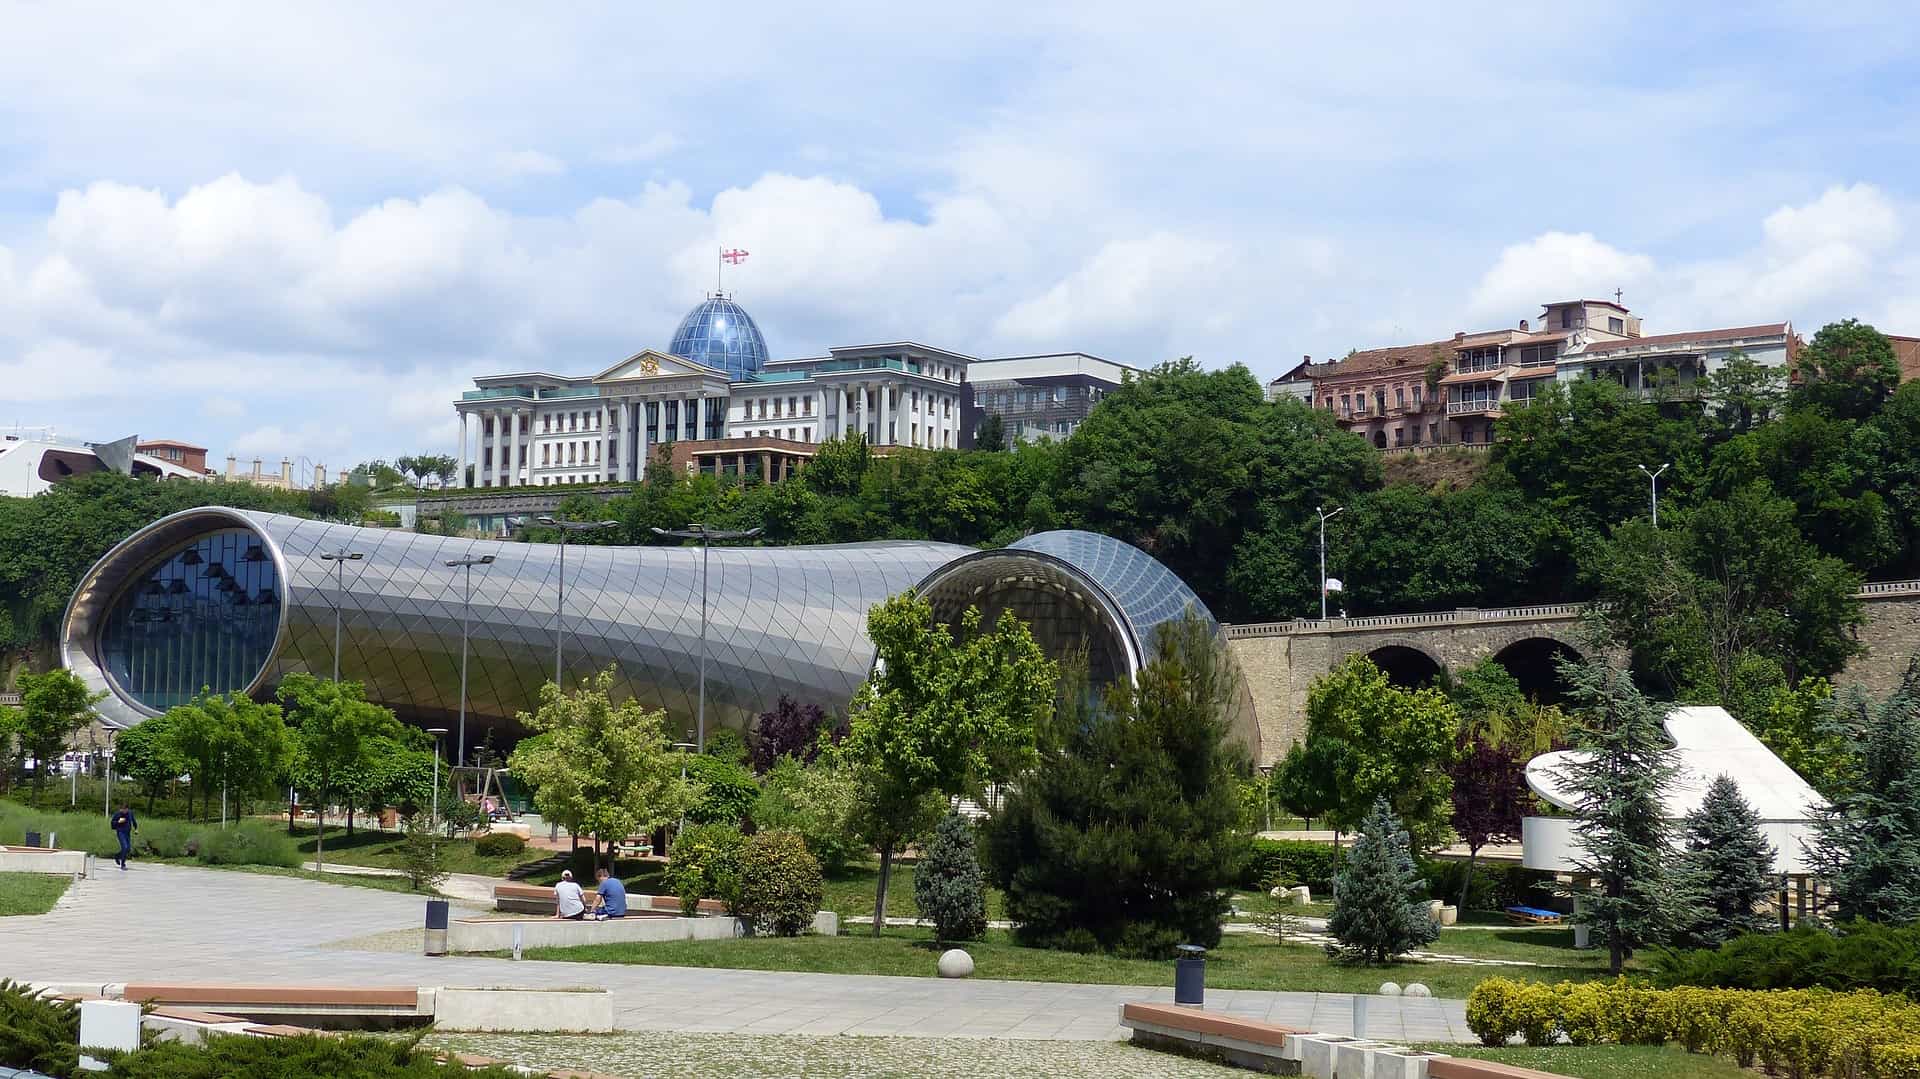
0, 428, 204, 498
453, 295, 1128, 487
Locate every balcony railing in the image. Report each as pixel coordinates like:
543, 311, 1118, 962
1446, 398, 1500, 415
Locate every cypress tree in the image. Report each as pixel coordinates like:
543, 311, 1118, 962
1555, 653, 1681, 974
1326, 797, 1439, 964
981, 613, 1249, 959
1811, 658, 1920, 924
914, 811, 988, 943
1674, 773, 1776, 947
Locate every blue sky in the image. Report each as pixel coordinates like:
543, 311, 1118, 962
2, 2, 1917, 469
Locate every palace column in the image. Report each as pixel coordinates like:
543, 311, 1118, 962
456, 411, 469, 488
813, 389, 825, 442
483, 410, 498, 486
878, 382, 892, 446
693, 396, 705, 442
597, 401, 609, 480
856, 383, 869, 443
633, 399, 649, 481
505, 409, 520, 486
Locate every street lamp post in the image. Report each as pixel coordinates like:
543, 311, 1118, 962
672, 738, 697, 835
103, 729, 114, 818
536, 516, 619, 687
1637, 463, 1671, 527
1317, 505, 1344, 621
319, 547, 365, 682
427, 727, 448, 834
445, 555, 496, 768
650, 523, 761, 752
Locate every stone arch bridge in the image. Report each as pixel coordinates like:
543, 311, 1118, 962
1225, 580, 1920, 767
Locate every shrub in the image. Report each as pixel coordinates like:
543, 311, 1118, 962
1242, 837, 1338, 892
396, 822, 448, 892
1651, 921, 1920, 994
750, 696, 844, 772
1419, 859, 1555, 912
99, 1031, 526, 1076
751, 757, 865, 875
705, 727, 751, 767
190, 821, 303, 868
473, 832, 527, 858
913, 812, 987, 943
1326, 798, 1439, 964
0, 979, 79, 1077
735, 830, 825, 937
665, 823, 746, 915
684, 754, 760, 828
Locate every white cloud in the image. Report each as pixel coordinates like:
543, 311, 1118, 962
492, 150, 567, 179
594, 135, 681, 164
201, 397, 246, 420
1467, 232, 1657, 323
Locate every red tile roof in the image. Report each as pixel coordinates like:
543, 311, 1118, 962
1301, 340, 1455, 381
1576, 323, 1789, 355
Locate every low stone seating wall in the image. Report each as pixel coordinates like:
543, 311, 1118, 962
492, 881, 730, 917
450, 908, 839, 952
1119, 1003, 1571, 1079
0, 844, 92, 877
121, 983, 431, 1022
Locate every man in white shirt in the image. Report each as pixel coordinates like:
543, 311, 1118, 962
554, 869, 587, 920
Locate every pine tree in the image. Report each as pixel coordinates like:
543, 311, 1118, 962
982, 613, 1249, 958
1555, 653, 1681, 974
1326, 797, 1439, 964
914, 811, 988, 943
1810, 658, 1920, 925
1674, 773, 1775, 947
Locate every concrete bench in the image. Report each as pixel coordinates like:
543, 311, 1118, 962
1120, 1002, 1468, 1078
1429, 1061, 1577, 1079
492, 882, 730, 916
121, 984, 430, 1023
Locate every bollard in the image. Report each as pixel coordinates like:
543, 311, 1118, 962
1174, 944, 1206, 1007
1352, 993, 1369, 1039
78, 999, 140, 1072
512, 922, 524, 961
424, 899, 449, 956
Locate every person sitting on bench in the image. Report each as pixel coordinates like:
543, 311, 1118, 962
554, 870, 587, 920
593, 867, 628, 919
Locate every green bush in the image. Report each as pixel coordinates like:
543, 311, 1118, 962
189, 821, 303, 867
665, 822, 746, 915
1651, 921, 1920, 994
1418, 858, 1555, 912
472, 832, 527, 858
735, 829, 825, 937
913, 812, 987, 943
1242, 837, 1338, 892
100, 1031, 525, 1077
0, 979, 79, 1077
751, 757, 865, 875
684, 754, 760, 827
0, 803, 298, 868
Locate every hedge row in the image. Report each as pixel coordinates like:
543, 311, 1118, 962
1241, 838, 1554, 912
1651, 921, 1920, 995
1467, 977, 1920, 1078
0, 803, 300, 868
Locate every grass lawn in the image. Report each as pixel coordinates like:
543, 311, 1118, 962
509, 925, 1610, 997
819, 861, 1007, 923
1423, 1045, 1752, 1079
0, 872, 70, 915
289, 823, 545, 878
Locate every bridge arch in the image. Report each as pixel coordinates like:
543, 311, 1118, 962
1354, 639, 1446, 688
1490, 635, 1583, 705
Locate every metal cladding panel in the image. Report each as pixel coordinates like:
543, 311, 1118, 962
1007, 530, 1217, 647
67, 508, 968, 734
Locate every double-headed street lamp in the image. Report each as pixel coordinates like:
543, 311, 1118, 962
649, 523, 761, 752
1637, 463, 1671, 527
319, 547, 365, 681
445, 554, 495, 767
536, 515, 619, 687
1317, 505, 1343, 621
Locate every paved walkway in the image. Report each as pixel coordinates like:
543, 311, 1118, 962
0, 863, 1473, 1043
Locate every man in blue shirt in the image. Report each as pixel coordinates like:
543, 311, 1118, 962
593, 867, 627, 918
110, 806, 136, 870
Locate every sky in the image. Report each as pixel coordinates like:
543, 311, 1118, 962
3, 2, 1919, 472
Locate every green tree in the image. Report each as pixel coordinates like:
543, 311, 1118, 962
752, 755, 865, 875
1702, 350, 1786, 437
982, 614, 1249, 958
914, 811, 988, 943
277, 674, 404, 871
974, 413, 1008, 451
160, 691, 292, 821
843, 592, 1056, 934
1722, 655, 1853, 799
1556, 652, 1681, 973
1810, 660, 1920, 925
1673, 774, 1775, 948
1494, 379, 1706, 534
507, 670, 693, 868
1326, 797, 1440, 964
1581, 482, 1863, 699
1793, 318, 1901, 421
15, 669, 103, 801
1273, 655, 1459, 848
0, 704, 22, 795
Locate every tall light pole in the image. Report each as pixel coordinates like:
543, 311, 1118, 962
103, 729, 114, 818
1317, 505, 1344, 621
536, 516, 619, 687
445, 554, 495, 768
650, 523, 761, 752
1637, 462, 1670, 527
319, 547, 365, 681
427, 727, 448, 834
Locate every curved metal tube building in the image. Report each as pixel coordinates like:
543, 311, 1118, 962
61, 508, 1248, 754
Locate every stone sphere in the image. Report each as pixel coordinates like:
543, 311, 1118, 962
1404, 982, 1433, 998
1377, 981, 1402, 996
938, 948, 975, 978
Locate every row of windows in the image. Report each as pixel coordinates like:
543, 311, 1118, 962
1325, 382, 1426, 417
540, 441, 602, 467
977, 386, 1076, 410
542, 411, 600, 434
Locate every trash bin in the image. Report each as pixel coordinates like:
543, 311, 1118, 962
1175, 944, 1206, 1006
23, 831, 40, 849
424, 899, 450, 956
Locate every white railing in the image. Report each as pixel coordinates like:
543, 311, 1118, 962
1224, 587, 1915, 640
1446, 399, 1499, 415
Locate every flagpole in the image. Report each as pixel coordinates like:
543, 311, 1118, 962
716, 246, 723, 293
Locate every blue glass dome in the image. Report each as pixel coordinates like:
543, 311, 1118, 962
667, 295, 770, 381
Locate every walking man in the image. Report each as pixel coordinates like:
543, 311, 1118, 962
110, 805, 136, 870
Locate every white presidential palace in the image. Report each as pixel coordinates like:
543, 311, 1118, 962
453, 294, 1136, 487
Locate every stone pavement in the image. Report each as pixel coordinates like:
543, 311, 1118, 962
0, 863, 1473, 1043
